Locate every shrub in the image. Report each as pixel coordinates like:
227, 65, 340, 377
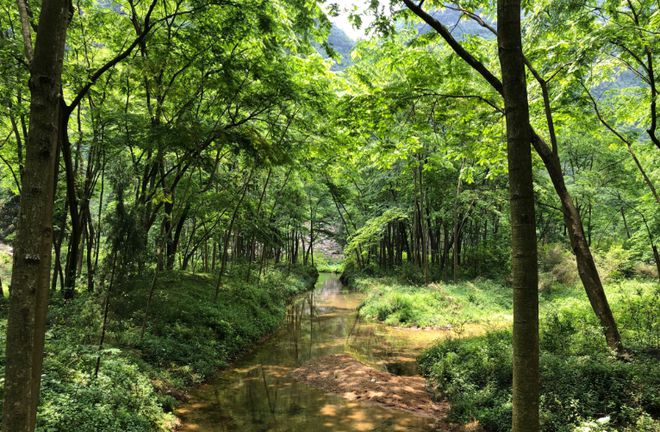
539, 243, 577, 289
38, 350, 173, 432
419, 331, 513, 431
632, 262, 659, 280
419, 294, 660, 432
596, 245, 635, 281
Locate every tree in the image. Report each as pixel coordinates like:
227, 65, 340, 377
2, 0, 72, 430
398, 0, 623, 353
497, 0, 539, 429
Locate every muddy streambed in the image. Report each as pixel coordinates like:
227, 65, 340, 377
176, 273, 454, 431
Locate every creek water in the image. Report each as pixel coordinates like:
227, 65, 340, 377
177, 273, 449, 431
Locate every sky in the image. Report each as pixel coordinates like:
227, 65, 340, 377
326, 0, 374, 40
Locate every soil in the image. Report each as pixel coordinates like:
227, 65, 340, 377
291, 353, 480, 431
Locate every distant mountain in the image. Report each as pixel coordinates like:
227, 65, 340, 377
415, 8, 495, 40
319, 24, 355, 71
322, 9, 496, 71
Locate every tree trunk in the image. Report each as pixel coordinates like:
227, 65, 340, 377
2, 1, 72, 430
497, 1, 540, 430
402, 0, 623, 353
167, 203, 190, 270
653, 245, 660, 283
532, 138, 622, 352
61, 114, 82, 299
453, 161, 464, 281
620, 207, 631, 239
214, 169, 253, 300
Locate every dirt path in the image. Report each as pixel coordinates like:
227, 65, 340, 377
291, 354, 479, 431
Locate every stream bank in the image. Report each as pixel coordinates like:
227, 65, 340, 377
0, 265, 318, 431
176, 273, 462, 431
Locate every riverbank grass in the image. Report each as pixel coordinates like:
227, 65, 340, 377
355, 275, 659, 431
0, 264, 317, 431
357, 277, 512, 329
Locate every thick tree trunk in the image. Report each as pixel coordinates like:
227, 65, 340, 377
497, 1, 540, 430
2, 1, 71, 430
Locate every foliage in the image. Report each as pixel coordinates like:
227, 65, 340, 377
0, 0, 658, 428
418, 281, 659, 432
344, 208, 408, 259
0, 266, 317, 431
313, 253, 343, 273
358, 277, 512, 328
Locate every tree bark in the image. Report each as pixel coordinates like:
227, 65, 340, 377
2, 0, 72, 430
497, 1, 540, 430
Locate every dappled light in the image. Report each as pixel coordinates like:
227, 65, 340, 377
0, 0, 657, 430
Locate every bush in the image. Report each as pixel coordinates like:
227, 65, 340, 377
38, 350, 172, 432
539, 243, 577, 290
632, 262, 659, 280
596, 245, 635, 282
418, 290, 660, 432
0, 264, 318, 431
419, 331, 513, 431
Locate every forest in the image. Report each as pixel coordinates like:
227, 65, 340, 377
0, 0, 658, 431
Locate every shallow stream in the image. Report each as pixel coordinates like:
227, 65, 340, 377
177, 273, 450, 431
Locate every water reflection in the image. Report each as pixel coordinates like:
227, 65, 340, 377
177, 274, 445, 431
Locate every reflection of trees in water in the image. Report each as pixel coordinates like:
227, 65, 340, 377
186, 277, 435, 431
286, 291, 316, 364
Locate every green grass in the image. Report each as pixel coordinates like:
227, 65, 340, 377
353, 272, 659, 431
357, 277, 512, 328
0, 264, 318, 431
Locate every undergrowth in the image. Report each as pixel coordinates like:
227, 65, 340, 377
0, 264, 317, 431
357, 278, 512, 328
348, 259, 658, 431
417, 280, 659, 432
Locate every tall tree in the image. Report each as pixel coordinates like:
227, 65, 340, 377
2, 0, 72, 430
399, 0, 623, 353
497, 1, 540, 430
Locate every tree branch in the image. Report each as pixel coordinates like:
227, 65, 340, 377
15, 0, 33, 64
401, 0, 504, 93
64, 0, 159, 115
